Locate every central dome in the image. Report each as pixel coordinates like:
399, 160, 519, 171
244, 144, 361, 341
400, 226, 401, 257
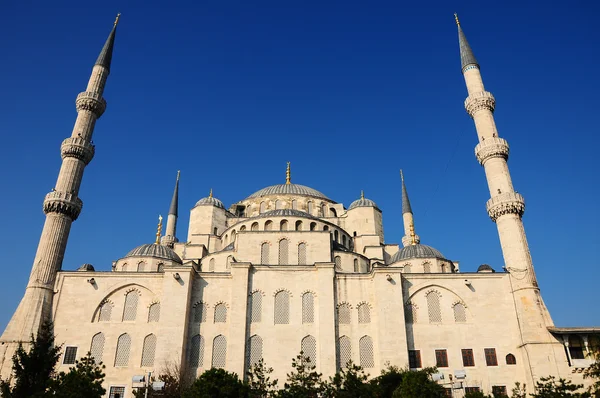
245, 183, 330, 201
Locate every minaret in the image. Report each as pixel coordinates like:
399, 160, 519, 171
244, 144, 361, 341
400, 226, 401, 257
456, 14, 558, 380
400, 170, 420, 247
162, 171, 180, 247
0, 16, 120, 370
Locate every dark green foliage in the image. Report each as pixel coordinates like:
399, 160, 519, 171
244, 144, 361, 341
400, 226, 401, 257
530, 376, 590, 398
370, 364, 404, 397
584, 350, 600, 397
0, 322, 61, 398
390, 367, 445, 398
47, 352, 106, 398
247, 358, 278, 398
132, 361, 192, 398
322, 361, 374, 397
183, 368, 248, 398
275, 352, 324, 398
511, 382, 527, 398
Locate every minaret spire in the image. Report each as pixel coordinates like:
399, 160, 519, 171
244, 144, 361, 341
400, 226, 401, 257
163, 171, 180, 247
0, 17, 119, 375
455, 13, 479, 73
400, 170, 420, 247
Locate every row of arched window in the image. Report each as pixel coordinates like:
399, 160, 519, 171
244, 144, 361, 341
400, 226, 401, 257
334, 256, 369, 273
89, 332, 156, 367
337, 303, 371, 324
192, 302, 228, 323
120, 262, 164, 272
337, 335, 374, 369
248, 200, 338, 218
249, 291, 316, 324
260, 241, 308, 265
402, 262, 452, 274
188, 334, 227, 369
96, 292, 160, 323
405, 292, 467, 324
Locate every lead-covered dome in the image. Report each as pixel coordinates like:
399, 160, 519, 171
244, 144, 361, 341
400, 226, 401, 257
348, 197, 379, 210
390, 244, 446, 263
125, 244, 182, 263
245, 184, 330, 201
195, 196, 225, 209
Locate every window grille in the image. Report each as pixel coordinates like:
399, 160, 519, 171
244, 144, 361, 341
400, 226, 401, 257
90, 333, 105, 363
465, 387, 480, 393
98, 301, 113, 322
214, 304, 227, 323
274, 291, 290, 324
435, 349, 448, 367
189, 334, 204, 368
141, 334, 156, 367
280, 220, 288, 231
114, 334, 131, 367
302, 292, 314, 324
193, 302, 207, 323
506, 353, 516, 365
404, 264, 412, 273
462, 349, 475, 366
63, 346, 77, 365
301, 335, 317, 366
453, 303, 466, 323
209, 258, 215, 271
292, 200, 297, 210
426, 292, 442, 323
337, 336, 352, 370
212, 335, 227, 368
358, 304, 371, 324
298, 243, 307, 265
122, 291, 138, 321
148, 303, 160, 322
354, 259, 359, 272
246, 335, 263, 368
251, 222, 259, 231
423, 262, 431, 273
261, 242, 270, 264
408, 350, 421, 368
109, 386, 125, 398
260, 202, 266, 213
278, 239, 288, 265
405, 304, 417, 323
265, 220, 273, 231
295, 220, 302, 231
250, 292, 262, 323
137, 262, 145, 272
359, 336, 374, 368
334, 256, 342, 270
492, 386, 507, 396
275, 200, 283, 210
484, 348, 498, 366
337, 303, 351, 324
157, 263, 164, 272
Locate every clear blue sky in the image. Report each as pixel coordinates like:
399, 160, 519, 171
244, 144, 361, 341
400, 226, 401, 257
0, 1, 598, 332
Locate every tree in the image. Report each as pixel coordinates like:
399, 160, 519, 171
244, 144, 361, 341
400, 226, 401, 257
584, 350, 600, 398
0, 321, 62, 398
247, 358, 278, 398
530, 376, 590, 398
370, 364, 404, 398
275, 352, 323, 398
133, 360, 193, 398
511, 382, 527, 398
391, 367, 445, 398
322, 361, 374, 397
183, 368, 248, 398
47, 352, 106, 398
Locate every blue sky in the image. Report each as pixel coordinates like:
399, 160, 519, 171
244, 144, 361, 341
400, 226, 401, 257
0, 1, 598, 332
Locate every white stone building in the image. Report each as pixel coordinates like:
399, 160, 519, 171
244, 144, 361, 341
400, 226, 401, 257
0, 14, 598, 398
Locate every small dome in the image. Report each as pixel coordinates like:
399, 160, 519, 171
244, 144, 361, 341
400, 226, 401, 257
124, 244, 182, 263
77, 263, 95, 272
348, 197, 379, 210
245, 184, 330, 201
195, 196, 225, 209
477, 264, 495, 273
390, 244, 446, 263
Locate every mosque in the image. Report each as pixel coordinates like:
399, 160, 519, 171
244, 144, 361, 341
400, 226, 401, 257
0, 14, 598, 398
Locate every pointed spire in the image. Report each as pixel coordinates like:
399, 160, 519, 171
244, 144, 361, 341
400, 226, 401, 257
286, 162, 291, 185
361, 190, 365, 200
400, 170, 413, 214
455, 13, 479, 73
95, 13, 120, 71
209, 188, 213, 198
168, 171, 180, 216
155, 215, 163, 245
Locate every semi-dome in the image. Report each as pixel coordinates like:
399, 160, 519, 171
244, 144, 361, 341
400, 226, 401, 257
477, 264, 495, 273
348, 197, 379, 210
245, 183, 330, 201
390, 244, 446, 263
195, 195, 225, 209
124, 243, 182, 263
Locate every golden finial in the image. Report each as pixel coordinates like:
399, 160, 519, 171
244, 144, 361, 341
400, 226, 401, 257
286, 162, 291, 185
409, 222, 416, 245
454, 13, 460, 26
361, 190, 365, 200
155, 215, 163, 245
209, 188, 213, 198
114, 13, 121, 27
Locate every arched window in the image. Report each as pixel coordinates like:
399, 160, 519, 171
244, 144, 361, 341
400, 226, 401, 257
209, 258, 215, 271
226, 255, 233, 270
148, 303, 160, 322
141, 334, 157, 367
441, 264, 446, 273
295, 220, 303, 231
250, 291, 262, 323
278, 239, 289, 265
330, 208, 337, 217
298, 243, 307, 264
359, 336, 374, 368
98, 301, 113, 322
157, 263, 164, 272
114, 333, 131, 367
251, 222, 259, 231
90, 332, 105, 363
427, 292, 442, 323
423, 262, 431, 273
292, 200, 298, 210
261, 242, 270, 264
323, 225, 329, 231
246, 335, 263, 368
246, 206, 252, 217
275, 200, 283, 210
274, 291, 290, 324
353, 231, 357, 237
224, 234, 228, 244
453, 303, 467, 323
337, 336, 352, 370
121, 263, 127, 271
404, 264, 412, 273
137, 262, 146, 272
302, 292, 314, 324
123, 291, 139, 321
189, 334, 204, 368
301, 335, 317, 366
264, 220, 273, 231
342, 235, 346, 246
307, 201, 313, 214
337, 303, 351, 324
321, 203, 327, 217
260, 202, 266, 213
334, 230, 339, 242
212, 335, 227, 368
214, 303, 227, 323
506, 353, 517, 365
240, 225, 247, 232
310, 222, 317, 231
213, 227, 218, 235
334, 256, 342, 270
194, 302, 207, 323
405, 303, 417, 323
353, 259, 359, 272
231, 230, 236, 241
358, 303, 371, 324
280, 220, 288, 231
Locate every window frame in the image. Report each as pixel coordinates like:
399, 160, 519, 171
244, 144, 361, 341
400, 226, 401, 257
461, 348, 475, 367
108, 385, 127, 398
62, 345, 78, 365
408, 349, 422, 369
484, 348, 498, 366
435, 349, 449, 368
492, 386, 507, 396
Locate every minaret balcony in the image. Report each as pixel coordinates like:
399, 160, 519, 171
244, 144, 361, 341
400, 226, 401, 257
61, 137, 95, 165
43, 191, 83, 220
474, 137, 509, 165
465, 91, 495, 117
75, 91, 106, 117
486, 192, 525, 222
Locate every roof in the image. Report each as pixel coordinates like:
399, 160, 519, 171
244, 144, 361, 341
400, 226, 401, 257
124, 243, 182, 263
390, 244, 446, 263
348, 197, 379, 211
95, 24, 117, 71
195, 196, 226, 209
77, 263, 95, 272
548, 327, 600, 334
169, 172, 180, 216
245, 184, 330, 201
477, 264, 495, 273
458, 24, 479, 72
401, 174, 412, 214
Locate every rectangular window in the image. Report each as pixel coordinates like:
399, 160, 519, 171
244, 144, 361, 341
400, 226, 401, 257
443, 388, 452, 397
485, 348, 498, 366
465, 387, 480, 393
408, 350, 421, 369
62, 346, 78, 365
109, 386, 126, 398
461, 348, 475, 367
492, 385, 507, 396
435, 349, 448, 368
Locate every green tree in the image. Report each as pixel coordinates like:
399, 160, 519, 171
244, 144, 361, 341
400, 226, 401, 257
275, 352, 323, 398
322, 361, 374, 397
511, 382, 527, 398
530, 376, 590, 398
247, 358, 278, 398
47, 352, 105, 398
584, 350, 600, 398
391, 367, 445, 398
183, 368, 248, 398
370, 364, 404, 398
0, 322, 62, 398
